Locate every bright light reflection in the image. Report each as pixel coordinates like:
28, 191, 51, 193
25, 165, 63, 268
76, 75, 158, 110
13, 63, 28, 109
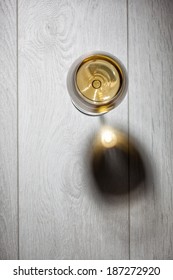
101, 127, 117, 148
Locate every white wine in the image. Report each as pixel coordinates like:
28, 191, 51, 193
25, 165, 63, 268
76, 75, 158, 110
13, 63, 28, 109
67, 52, 127, 115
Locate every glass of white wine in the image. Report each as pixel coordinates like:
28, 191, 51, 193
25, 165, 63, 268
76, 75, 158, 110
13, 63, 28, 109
67, 51, 128, 116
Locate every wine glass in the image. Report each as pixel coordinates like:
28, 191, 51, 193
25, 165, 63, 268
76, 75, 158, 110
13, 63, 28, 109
66, 51, 128, 116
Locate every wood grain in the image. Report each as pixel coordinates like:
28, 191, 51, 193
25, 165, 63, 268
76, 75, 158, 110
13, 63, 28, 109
129, 0, 173, 259
19, 0, 128, 259
1, 0, 172, 260
0, 0, 18, 259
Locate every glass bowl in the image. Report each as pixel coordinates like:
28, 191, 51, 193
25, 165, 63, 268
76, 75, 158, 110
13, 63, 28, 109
67, 51, 128, 116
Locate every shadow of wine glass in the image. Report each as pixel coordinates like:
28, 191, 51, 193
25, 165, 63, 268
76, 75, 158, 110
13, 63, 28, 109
89, 125, 152, 197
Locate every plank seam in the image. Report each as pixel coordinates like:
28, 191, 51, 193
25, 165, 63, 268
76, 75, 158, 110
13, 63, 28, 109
127, 0, 130, 261
16, 0, 19, 260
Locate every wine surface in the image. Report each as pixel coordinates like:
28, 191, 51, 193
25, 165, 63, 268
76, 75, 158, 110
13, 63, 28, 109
75, 54, 123, 104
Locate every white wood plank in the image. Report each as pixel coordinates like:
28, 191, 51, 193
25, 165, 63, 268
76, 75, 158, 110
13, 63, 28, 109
129, 0, 173, 259
19, 0, 128, 259
0, 0, 18, 259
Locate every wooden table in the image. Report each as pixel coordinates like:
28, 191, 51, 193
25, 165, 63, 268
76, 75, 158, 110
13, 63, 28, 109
0, 0, 173, 259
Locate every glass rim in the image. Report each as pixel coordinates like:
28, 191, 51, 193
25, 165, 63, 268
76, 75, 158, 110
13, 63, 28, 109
66, 51, 128, 116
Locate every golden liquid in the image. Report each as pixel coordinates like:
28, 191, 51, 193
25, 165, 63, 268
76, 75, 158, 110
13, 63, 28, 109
75, 54, 123, 104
